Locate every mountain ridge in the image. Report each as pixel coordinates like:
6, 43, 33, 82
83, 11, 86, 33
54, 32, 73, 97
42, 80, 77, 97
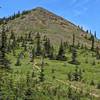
2, 7, 99, 46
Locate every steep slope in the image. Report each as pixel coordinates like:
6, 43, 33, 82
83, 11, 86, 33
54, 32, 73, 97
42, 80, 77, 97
6, 7, 98, 46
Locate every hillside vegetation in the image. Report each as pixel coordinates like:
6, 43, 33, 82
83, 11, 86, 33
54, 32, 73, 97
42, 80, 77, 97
0, 7, 99, 46
0, 7, 100, 100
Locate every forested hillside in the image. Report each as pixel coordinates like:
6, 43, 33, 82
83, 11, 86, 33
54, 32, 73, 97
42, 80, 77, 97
0, 7, 100, 100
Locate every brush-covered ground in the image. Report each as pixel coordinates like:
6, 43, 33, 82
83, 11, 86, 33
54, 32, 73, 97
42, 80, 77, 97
1, 40, 100, 100
1, 7, 100, 100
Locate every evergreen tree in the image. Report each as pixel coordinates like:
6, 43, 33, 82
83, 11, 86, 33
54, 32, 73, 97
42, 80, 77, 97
31, 70, 35, 78
30, 48, 35, 62
73, 66, 79, 81
27, 32, 32, 41
24, 44, 27, 51
91, 35, 95, 51
90, 80, 95, 86
24, 87, 33, 100
10, 30, 15, 40
43, 38, 51, 57
94, 31, 96, 39
68, 66, 82, 81
15, 52, 23, 66
21, 39, 26, 47
64, 41, 68, 49
35, 32, 42, 56
26, 72, 31, 86
0, 24, 9, 68
10, 32, 17, 56
7, 39, 12, 52
69, 48, 79, 65
72, 33, 75, 47
49, 45, 55, 60
86, 30, 88, 33
96, 46, 100, 59
39, 56, 45, 82
15, 56, 21, 66
67, 87, 72, 99
56, 41, 67, 61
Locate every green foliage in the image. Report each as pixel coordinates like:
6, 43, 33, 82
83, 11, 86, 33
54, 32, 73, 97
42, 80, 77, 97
56, 41, 67, 61
39, 57, 45, 82
35, 32, 42, 56
91, 35, 95, 51
0, 24, 10, 68
0, 24, 100, 99
67, 66, 83, 81
69, 47, 80, 65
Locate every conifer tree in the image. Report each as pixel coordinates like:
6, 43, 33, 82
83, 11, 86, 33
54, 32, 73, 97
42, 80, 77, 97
67, 87, 72, 99
73, 66, 83, 81
56, 41, 66, 61
15, 52, 23, 66
96, 46, 100, 59
22, 39, 26, 47
28, 32, 32, 41
74, 67, 79, 81
10, 30, 15, 40
49, 45, 55, 60
24, 87, 33, 100
10, 32, 17, 56
0, 24, 9, 68
72, 33, 75, 47
15, 56, 21, 66
7, 39, 12, 52
43, 38, 51, 57
69, 48, 79, 65
94, 31, 96, 39
35, 32, 42, 56
39, 55, 45, 82
31, 48, 35, 62
86, 30, 88, 33
91, 35, 94, 51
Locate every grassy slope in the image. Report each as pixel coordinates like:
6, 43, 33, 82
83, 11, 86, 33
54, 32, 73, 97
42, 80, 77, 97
1, 7, 100, 100
5, 46, 100, 99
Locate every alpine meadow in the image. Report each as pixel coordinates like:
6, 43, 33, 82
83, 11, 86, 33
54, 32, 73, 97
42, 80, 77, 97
0, 4, 100, 100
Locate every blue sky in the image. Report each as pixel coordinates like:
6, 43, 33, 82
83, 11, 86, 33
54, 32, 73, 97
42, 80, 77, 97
0, 0, 100, 38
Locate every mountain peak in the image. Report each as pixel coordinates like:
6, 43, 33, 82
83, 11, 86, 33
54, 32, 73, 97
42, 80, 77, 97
5, 7, 93, 45
35, 7, 45, 10
33, 7, 48, 12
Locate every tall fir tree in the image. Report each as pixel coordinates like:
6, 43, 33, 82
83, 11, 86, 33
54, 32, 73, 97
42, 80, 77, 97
35, 32, 42, 56
10, 30, 15, 40
56, 41, 66, 61
0, 24, 9, 68
96, 46, 100, 59
91, 35, 95, 51
30, 48, 35, 62
49, 45, 55, 60
69, 48, 79, 65
94, 31, 96, 39
72, 33, 75, 47
43, 37, 51, 57
15, 55, 21, 66
39, 55, 45, 82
